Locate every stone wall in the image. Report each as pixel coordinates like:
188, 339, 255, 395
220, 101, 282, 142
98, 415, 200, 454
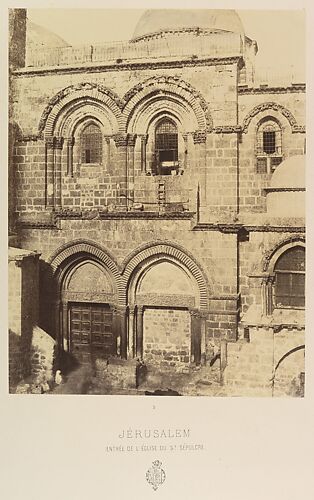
143, 308, 190, 368
30, 326, 55, 383
223, 327, 305, 397
238, 91, 305, 214
9, 250, 39, 387
17, 221, 238, 347
238, 230, 305, 316
8, 248, 56, 392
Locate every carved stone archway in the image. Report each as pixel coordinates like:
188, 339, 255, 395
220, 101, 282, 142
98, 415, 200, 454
122, 242, 211, 365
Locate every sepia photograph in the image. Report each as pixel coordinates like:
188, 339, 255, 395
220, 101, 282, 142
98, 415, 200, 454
8, 7, 306, 397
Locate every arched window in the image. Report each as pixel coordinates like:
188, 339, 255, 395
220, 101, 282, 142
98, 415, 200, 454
155, 119, 178, 175
256, 118, 282, 174
274, 246, 305, 308
80, 123, 102, 164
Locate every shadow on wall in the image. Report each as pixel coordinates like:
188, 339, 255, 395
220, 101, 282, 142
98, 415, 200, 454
9, 326, 56, 393
38, 259, 58, 337
9, 329, 31, 388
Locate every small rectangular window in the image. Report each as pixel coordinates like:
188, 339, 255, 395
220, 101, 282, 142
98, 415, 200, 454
85, 149, 91, 163
256, 157, 267, 174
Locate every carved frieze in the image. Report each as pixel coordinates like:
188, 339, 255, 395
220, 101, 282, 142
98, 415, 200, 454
38, 82, 124, 136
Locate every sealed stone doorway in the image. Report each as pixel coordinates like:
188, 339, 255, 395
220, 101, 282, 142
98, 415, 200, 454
128, 258, 202, 365
143, 307, 191, 367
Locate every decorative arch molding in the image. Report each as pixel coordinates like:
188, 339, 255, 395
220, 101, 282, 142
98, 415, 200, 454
48, 239, 122, 296
60, 101, 115, 137
123, 76, 213, 132
38, 82, 124, 136
129, 94, 197, 134
121, 241, 210, 310
262, 236, 305, 272
242, 102, 304, 134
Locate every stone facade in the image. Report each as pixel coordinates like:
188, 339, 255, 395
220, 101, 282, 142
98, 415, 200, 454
8, 247, 56, 391
9, 9, 306, 395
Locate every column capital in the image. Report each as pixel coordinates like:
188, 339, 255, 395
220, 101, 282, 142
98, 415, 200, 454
54, 137, 64, 149
113, 134, 128, 147
66, 137, 75, 146
139, 133, 148, 143
45, 136, 55, 148
261, 274, 275, 285
127, 133, 137, 147
190, 308, 201, 319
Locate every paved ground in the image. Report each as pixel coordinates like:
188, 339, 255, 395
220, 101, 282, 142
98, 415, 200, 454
49, 360, 226, 397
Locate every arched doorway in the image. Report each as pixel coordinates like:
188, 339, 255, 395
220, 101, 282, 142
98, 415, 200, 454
127, 258, 204, 367
60, 258, 118, 362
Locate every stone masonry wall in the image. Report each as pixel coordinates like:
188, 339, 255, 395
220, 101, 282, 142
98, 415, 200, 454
20, 219, 238, 297
238, 230, 305, 316
143, 308, 190, 368
238, 92, 305, 214
9, 260, 22, 335
223, 327, 305, 397
18, 220, 238, 343
8, 251, 56, 391
12, 64, 237, 136
14, 141, 46, 213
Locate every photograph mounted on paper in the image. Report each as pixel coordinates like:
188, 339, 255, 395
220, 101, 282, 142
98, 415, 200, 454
8, 9, 305, 397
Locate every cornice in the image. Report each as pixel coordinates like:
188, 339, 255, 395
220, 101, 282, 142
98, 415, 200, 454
238, 84, 305, 95
12, 56, 242, 78
193, 223, 305, 233
55, 209, 195, 221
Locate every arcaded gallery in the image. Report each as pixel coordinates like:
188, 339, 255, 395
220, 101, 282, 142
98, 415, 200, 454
8, 9, 305, 396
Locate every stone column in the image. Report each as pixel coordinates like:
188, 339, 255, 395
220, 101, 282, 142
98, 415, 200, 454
140, 134, 149, 174
116, 305, 127, 360
105, 136, 111, 172
127, 134, 137, 209
128, 307, 136, 358
193, 131, 207, 206
190, 309, 202, 365
54, 300, 61, 352
66, 137, 75, 177
182, 133, 188, 172
261, 275, 275, 316
110, 305, 119, 356
136, 306, 144, 359
200, 312, 207, 365
45, 136, 55, 208
113, 134, 128, 208
54, 137, 64, 209
61, 302, 69, 351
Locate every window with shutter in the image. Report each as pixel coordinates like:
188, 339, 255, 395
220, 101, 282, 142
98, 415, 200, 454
155, 119, 179, 175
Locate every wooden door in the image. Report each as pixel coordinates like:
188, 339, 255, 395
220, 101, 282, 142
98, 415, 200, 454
69, 303, 115, 358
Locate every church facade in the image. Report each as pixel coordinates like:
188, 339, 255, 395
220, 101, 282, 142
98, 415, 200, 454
8, 9, 306, 396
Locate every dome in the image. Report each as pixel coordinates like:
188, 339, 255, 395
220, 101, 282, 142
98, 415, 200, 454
26, 19, 69, 49
267, 155, 305, 218
270, 155, 305, 189
132, 9, 245, 40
